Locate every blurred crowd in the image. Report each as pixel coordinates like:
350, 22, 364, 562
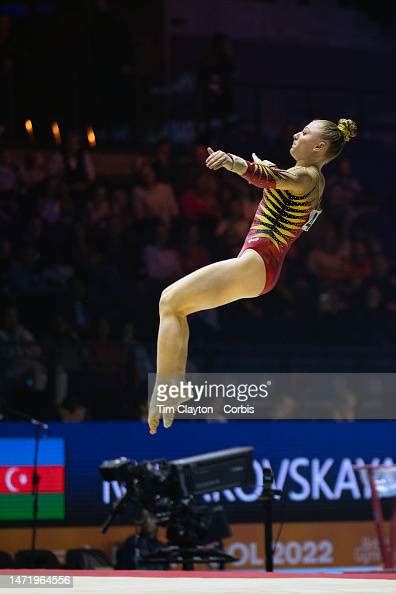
0, 123, 395, 421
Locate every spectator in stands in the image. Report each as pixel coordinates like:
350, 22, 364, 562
122, 322, 152, 383
107, 188, 131, 259
5, 243, 40, 295
183, 144, 210, 189
59, 397, 90, 422
69, 222, 87, 269
307, 225, 350, 282
348, 239, 373, 288
48, 132, 95, 190
143, 223, 182, 282
88, 317, 123, 371
153, 140, 174, 184
0, 305, 46, 392
121, 321, 152, 414
19, 151, 48, 190
87, 183, 112, 228
370, 240, 390, 284
215, 198, 249, 245
39, 188, 62, 226
180, 171, 220, 222
110, 187, 129, 227
180, 223, 211, 275
327, 158, 362, 231
62, 279, 92, 335
357, 283, 389, 345
133, 163, 179, 224
84, 248, 124, 316
0, 149, 18, 195
42, 314, 87, 404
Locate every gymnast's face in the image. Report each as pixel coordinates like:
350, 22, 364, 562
290, 120, 327, 162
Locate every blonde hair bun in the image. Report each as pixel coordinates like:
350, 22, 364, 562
337, 118, 358, 142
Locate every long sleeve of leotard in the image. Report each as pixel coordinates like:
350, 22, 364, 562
241, 162, 289, 189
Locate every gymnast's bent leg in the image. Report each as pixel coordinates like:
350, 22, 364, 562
148, 249, 266, 434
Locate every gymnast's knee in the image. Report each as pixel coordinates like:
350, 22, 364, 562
159, 288, 182, 316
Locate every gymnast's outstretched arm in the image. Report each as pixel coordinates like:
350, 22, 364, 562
206, 148, 315, 196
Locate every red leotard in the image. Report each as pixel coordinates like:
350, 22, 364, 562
238, 162, 320, 294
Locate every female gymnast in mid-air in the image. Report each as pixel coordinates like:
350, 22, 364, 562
148, 117, 357, 434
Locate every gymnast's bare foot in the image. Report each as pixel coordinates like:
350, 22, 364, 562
148, 393, 161, 435
148, 378, 190, 434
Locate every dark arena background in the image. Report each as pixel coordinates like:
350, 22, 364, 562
0, 1, 396, 592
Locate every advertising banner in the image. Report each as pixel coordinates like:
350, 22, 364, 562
0, 521, 383, 569
0, 421, 394, 526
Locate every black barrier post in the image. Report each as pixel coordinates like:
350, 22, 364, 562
261, 468, 282, 572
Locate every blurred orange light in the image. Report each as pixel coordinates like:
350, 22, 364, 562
87, 127, 96, 147
51, 121, 61, 144
25, 119, 33, 134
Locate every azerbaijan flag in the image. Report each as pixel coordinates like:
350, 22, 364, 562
0, 438, 65, 520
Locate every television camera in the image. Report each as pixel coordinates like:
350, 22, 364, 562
99, 447, 255, 566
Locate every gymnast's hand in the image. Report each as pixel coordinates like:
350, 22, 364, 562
205, 147, 233, 171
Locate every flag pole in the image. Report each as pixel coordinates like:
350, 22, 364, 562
0, 400, 48, 564
31, 421, 47, 558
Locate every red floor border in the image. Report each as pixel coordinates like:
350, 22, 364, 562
0, 569, 395, 579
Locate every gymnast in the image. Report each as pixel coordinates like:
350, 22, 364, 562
148, 118, 357, 434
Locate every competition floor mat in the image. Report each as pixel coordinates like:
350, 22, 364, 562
1, 570, 396, 593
